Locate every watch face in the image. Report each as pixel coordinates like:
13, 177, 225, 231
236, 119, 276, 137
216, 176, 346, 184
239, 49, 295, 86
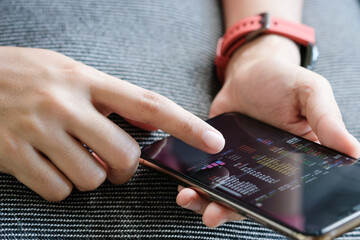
301, 43, 319, 70
312, 44, 320, 68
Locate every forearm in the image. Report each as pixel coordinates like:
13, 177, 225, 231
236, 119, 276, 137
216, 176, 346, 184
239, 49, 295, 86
222, 0, 303, 30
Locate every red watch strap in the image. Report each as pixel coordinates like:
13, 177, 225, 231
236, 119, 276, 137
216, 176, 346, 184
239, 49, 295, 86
215, 13, 316, 84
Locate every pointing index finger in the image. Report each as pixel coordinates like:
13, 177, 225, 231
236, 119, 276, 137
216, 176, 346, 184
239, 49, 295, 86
90, 72, 225, 154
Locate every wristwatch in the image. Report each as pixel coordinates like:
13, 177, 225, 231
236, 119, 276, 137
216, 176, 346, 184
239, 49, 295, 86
215, 13, 319, 83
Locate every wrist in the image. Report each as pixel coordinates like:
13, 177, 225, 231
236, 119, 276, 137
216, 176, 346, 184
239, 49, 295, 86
225, 34, 301, 79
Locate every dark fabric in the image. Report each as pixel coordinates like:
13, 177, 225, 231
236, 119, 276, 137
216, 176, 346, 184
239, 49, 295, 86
0, 0, 359, 239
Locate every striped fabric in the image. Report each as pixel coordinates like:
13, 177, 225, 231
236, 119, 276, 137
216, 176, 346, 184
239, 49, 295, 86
0, 0, 360, 239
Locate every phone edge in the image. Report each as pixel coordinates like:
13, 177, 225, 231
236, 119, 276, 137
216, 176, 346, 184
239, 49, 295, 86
139, 157, 360, 240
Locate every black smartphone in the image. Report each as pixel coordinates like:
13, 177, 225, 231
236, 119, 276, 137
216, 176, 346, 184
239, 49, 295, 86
140, 112, 360, 239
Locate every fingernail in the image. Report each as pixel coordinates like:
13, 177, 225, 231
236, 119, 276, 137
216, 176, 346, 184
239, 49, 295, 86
202, 131, 225, 153
183, 200, 201, 211
215, 218, 228, 228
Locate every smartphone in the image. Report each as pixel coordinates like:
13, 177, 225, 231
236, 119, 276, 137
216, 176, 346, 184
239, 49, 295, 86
140, 112, 360, 239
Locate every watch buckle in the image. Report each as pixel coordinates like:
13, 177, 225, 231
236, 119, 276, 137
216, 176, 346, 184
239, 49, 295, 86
245, 13, 271, 42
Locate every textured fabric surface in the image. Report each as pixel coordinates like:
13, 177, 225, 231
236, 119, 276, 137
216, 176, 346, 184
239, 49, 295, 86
0, 0, 359, 239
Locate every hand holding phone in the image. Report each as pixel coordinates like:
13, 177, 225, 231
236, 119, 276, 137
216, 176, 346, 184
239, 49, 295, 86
141, 112, 360, 239
176, 185, 245, 227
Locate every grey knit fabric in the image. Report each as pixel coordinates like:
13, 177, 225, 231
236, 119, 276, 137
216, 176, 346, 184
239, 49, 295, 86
0, 0, 359, 239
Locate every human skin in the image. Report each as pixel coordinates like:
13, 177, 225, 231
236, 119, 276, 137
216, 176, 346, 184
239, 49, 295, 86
176, 0, 360, 228
0, 47, 225, 201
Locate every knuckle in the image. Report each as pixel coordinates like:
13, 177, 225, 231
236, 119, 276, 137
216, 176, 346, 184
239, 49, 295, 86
298, 71, 330, 94
178, 117, 196, 137
44, 183, 73, 202
15, 166, 73, 202
118, 140, 140, 171
77, 167, 106, 192
37, 89, 78, 122
123, 141, 141, 170
110, 140, 140, 185
59, 104, 82, 125
0, 136, 22, 158
63, 63, 88, 85
138, 90, 165, 117
17, 162, 73, 202
21, 115, 47, 138
296, 81, 315, 102
62, 60, 81, 74
36, 89, 63, 113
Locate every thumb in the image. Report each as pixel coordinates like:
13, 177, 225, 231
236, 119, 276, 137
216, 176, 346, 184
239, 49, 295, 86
315, 116, 360, 158
301, 77, 360, 158
209, 91, 235, 118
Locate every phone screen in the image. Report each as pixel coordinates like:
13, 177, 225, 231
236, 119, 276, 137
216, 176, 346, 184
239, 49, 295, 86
141, 113, 360, 235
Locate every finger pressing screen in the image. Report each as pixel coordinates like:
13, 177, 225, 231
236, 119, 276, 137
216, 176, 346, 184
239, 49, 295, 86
89, 70, 225, 154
